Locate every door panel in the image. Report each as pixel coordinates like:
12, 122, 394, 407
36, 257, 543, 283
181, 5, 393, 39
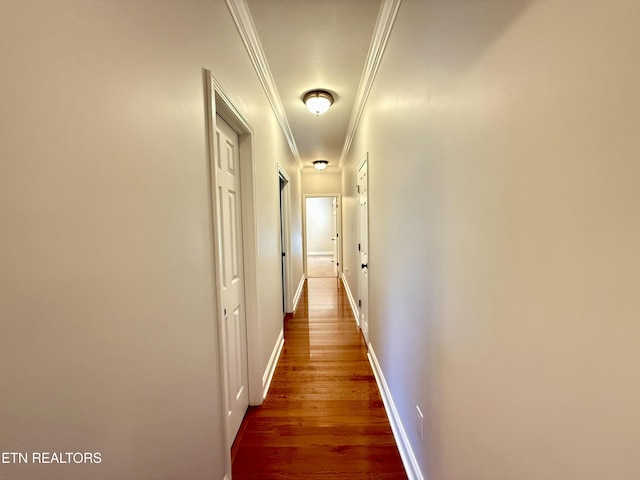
228, 190, 240, 281
216, 115, 249, 447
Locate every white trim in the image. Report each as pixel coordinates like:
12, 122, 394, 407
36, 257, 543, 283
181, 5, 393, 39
307, 251, 333, 256
278, 165, 291, 182
340, 273, 360, 327
262, 329, 285, 399
368, 345, 424, 480
292, 273, 306, 312
339, 0, 402, 169
225, 0, 303, 170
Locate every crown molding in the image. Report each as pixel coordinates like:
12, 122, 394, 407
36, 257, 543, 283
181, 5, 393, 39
225, 0, 304, 170
339, 0, 402, 169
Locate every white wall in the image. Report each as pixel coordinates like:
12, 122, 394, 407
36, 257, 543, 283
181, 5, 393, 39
342, 1, 640, 479
305, 197, 334, 255
0, 1, 301, 479
301, 171, 342, 194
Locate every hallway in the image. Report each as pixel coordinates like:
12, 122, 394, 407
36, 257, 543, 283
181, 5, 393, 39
232, 278, 407, 479
2, 1, 639, 479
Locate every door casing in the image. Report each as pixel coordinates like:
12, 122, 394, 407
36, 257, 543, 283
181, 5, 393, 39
357, 153, 370, 346
205, 70, 262, 479
302, 193, 343, 279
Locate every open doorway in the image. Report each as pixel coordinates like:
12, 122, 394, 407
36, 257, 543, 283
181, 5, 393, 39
278, 165, 292, 316
304, 195, 342, 279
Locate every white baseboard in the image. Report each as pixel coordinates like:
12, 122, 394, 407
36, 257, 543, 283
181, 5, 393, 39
292, 273, 306, 311
307, 251, 333, 256
262, 329, 284, 399
368, 345, 424, 480
341, 273, 360, 327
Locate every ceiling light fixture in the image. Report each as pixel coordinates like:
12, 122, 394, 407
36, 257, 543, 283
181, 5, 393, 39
303, 90, 334, 115
313, 160, 329, 171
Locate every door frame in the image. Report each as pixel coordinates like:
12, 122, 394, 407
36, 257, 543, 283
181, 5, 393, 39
278, 164, 293, 313
357, 153, 370, 345
302, 193, 342, 278
204, 70, 262, 478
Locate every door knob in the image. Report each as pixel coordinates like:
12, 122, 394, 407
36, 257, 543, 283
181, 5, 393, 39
361, 263, 368, 269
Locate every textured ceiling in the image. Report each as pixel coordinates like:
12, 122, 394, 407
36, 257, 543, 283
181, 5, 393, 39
246, 0, 381, 171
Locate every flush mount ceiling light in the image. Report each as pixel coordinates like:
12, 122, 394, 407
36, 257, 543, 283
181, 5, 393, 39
313, 160, 329, 171
303, 90, 334, 115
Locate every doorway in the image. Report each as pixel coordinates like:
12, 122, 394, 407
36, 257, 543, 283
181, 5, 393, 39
205, 70, 262, 480
357, 155, 369, 345
303, 194, 342, 279
278, 165, 292, 315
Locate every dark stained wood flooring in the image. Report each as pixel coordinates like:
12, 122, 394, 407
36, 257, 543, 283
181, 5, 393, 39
232, 277, 408, 479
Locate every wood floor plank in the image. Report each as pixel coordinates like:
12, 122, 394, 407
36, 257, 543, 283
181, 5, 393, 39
232, 278, 407, 479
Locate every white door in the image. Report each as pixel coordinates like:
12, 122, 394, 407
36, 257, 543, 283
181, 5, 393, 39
215, 115, 249, 446
332, 198, 338, 277
358, 158, 369, 344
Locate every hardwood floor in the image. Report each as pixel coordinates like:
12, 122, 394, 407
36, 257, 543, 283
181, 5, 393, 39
232, 277, 407, 479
